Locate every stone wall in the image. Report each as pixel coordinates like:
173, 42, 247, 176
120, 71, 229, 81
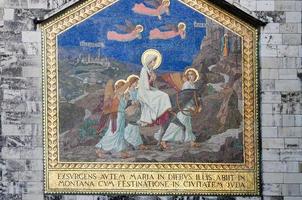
0, 0, 301, 200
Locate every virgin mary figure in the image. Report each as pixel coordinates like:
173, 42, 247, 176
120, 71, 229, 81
138, 49, 172, 126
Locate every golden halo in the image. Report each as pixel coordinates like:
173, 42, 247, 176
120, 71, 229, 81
141, 49, 162, 70
178, 22, 186, 31
114, 79, 126, 89
163, 0, 170, 6
126, 74, 139, 83
136, 24, 144, 33
185, 68, 200, 82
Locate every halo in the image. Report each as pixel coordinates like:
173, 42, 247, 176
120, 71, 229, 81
141, 49, 162, 70
163, 0, 170, 6
126, 74, 139, 83
178, 22, 186, 30
136, 24, 144, 33
114, 79, 126, 89
185, 68, 200, 82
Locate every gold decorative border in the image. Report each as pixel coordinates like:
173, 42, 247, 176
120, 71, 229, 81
41, 0, 260, 195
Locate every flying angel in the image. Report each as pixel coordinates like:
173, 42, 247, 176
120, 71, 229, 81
149, 22, 186, 40
132, 0, 170, 20
107, 20, 144, 42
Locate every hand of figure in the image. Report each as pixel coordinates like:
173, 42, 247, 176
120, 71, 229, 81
197, 106, 202, 113
151, 72, 157, 81
166, 9, 170, 15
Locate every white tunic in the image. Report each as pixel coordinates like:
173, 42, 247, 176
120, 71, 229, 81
155, 81, 196, 142
95, 97, 129, 152
124, 89, 143, 148
138, 66, 172, 124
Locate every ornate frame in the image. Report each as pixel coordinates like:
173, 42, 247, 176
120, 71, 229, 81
41, 0, 260, 195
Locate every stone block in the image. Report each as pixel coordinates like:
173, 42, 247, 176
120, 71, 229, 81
284, 138, 300, 149
261, 69, 279, 79
262, 23, 280, 33
262, 126, 278, 137
1, 124, 33, 136
28, 0, 48, 9
21, 31, 41, 43
262, 161, 286, 172
31, 135, 43, 147
280, 23, 301, 34
22, 194, 44, 200
257, 1, 275, 12
19, 170, 43, 182
280, 149, 302, 161
22, 66, 41, 78
23, 181, 43, 194
279, 69, 298, 80
275, 1, 298, 12
281, 57, 301, 68
3, 0, 28, 8
20, 147, 43, 160
294, 115, 302, 126
261, 103, 273, 114
281, 115, 296, 127
263, 183, 282, 195
278, 45, 300, 57
261, 57, 282, 68
261, 80, 275, 91
283, 34, 302, 45
284, 197, 302, 200
261, 33, 283, 44
239, 0, 257, 11
285, 161, 299, 173
6, 160, 26, 171
261, 92, 281, 103
262, 149, 281, 161
1, 147, 20, 159
286, 12, 302, 23
23, 43, 40, 56
262, 114, 282, 126
262, 138, 284, 149
3, 8, 14, 20
24, 159, 43, 171
275, 80, 301, 91
284, 173, 302, 183
261, 44, 278, 57
263, 197, 284, 200
282, 184, 301, 196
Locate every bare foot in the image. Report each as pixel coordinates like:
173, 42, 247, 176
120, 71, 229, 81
139, 144, 148, 150
191, 142, 201, 148
121, 152, 130, 158
160, 141, 168, 149
95, 149, 106, 158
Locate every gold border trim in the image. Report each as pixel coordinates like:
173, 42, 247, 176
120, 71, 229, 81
41, 0, 260, 195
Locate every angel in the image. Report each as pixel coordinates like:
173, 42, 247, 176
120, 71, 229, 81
95, 79, 131, 158
107, 20, 144, 42
132, 0, 170, 20
124, 75, 148, 150
155, 68, 201, 148
149, 22, 186, 40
